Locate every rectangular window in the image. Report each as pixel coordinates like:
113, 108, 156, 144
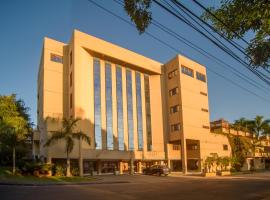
168, 69, 178, 79
223, 144, 228, 151
196, 71, 206, 82
144, 75, 152, 151
170, 105, 180, 114
70, 93, 72, 109
105, 63, 113, 150
171, 123, 181, 132
173, 144, 180, 150
70, 72, 72, 87
126, 70, 134, 150
116, 66, 124, 150
136, 72, 143, 151
201, 108, 208, 112
202, 125, 210, 129
181, 65, 194, 77
200, 91, 207, 96
94, 59, 102, 150
50, 53, 63, 63
187, 144, 198, 150
169, 87, 179, 96
70, 51, 72, 66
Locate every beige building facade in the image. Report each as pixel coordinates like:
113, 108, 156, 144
34, 30, 231, 174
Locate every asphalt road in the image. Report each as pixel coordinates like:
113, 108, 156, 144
1, 172, 270, 200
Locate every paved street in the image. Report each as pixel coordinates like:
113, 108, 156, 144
1, 172, 270, 200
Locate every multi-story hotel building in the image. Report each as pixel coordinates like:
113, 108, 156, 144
34, 30, 231, 174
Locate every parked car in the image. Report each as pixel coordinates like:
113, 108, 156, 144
142, 165, 170, 176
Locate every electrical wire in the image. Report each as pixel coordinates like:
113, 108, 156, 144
86, 0, 270, 104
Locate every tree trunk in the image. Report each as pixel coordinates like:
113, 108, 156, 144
66, 153, 71, 177
12, 147, 16, 175
79, 138, 83, 177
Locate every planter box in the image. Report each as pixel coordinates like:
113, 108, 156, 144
114, 171, 120, 175
217, 171, 231, 176
203, 172, 216, 177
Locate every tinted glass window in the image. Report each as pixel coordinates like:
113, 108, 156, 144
181, 65, 194, 77
144, 75, 152, 151
116, 66, 124, 150
94, 59, 102, 149
126, 70, 134, 150
105, 63, 113, 150
136, 72, 143, 151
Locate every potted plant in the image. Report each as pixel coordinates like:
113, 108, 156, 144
203, 156, 216, 177
217, 156, 231, 176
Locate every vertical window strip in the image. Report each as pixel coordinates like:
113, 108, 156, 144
105, 63, 113, 150
126, 70, 134, 150
144, 75, 152, 151
116, 66, 124, 150
136, 72, 143, 151
94, 59, 102, 149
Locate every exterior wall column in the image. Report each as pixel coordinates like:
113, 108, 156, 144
181, 139, 187, 174
130, 157, 134, 175
97, 160, 102, 174
138, 161, 142, 173
119, 161, 123, 175
167, 159, 171, 168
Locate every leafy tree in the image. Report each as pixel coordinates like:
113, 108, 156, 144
124, 0, 152, 33
248, 115, 270, 137
202, 0, 270, 68
232, 117, 249, 132
0, 95, 30, 174
44, 118, 90, 176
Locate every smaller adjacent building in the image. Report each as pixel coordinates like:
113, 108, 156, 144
210, 119, 270, 170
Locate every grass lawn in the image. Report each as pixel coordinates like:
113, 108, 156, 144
0, 167, 98, 185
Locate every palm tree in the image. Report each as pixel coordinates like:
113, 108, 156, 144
249, 116, 270, 137
232, 118, 249, 132
0, 122, 28, 175
44, 118, 90, 177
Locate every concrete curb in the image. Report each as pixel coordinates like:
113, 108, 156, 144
0, 181, 130, 186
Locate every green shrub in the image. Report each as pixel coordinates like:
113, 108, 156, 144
53, 165, 66, 176
19, 162, 52, 176
71, 167, 79, 176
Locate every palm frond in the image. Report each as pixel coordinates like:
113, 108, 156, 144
72, 131, 91, 145
44, 131, 65, 147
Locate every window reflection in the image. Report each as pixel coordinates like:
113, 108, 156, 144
94, 59, 102, 149
116, 66, 124, 150
105, 63, 113, 150
144, 75, 152, 151
136, 72, 143, 150
126, 70, 134, 150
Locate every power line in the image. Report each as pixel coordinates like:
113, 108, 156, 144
86, 0, 270, 104
151, 20, 270, 93
115, 0, 270, 93
192, 0, 250, 45
153, 0, 270, 86
191, 0, 270, 77
171, 0, 246, 53
114, 0, 270, 92
162, 0, 270, 85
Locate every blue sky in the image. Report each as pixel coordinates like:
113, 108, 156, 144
0, 0, 269, 125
